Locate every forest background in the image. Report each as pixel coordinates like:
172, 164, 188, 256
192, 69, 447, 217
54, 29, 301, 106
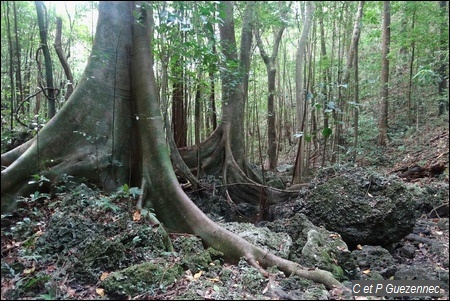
1, 1, 448, 174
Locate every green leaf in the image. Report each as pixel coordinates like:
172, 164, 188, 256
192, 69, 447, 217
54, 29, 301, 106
322, 128, 332, 138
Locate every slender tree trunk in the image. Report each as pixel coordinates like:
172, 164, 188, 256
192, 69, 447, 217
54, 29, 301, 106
172, 57, 187, 148
35, 1, 56, 118
255, 3, 287, 171
292, 1, 314, 184
54, 17, 74, 101
5, 1, 15, 133
318, 9, 331, 167
344, 1, 365, 162
208, 41, 218, 133
13, 1, 24, 113
407, 8, 416, 125
378, 1, 390, 146
438, 1, 448, 115
352, 31, 360, 162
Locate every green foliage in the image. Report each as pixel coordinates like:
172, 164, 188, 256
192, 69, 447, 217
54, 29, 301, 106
116, 183, 142, 200
28, 174, 50, 187
413, 66, 442, 85
322, 127, 332, 138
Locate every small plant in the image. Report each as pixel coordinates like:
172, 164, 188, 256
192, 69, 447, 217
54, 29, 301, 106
95, 197, 121, 213
28, 174, 51, 201
116, 183, 142, 199
28, 174, 50, 187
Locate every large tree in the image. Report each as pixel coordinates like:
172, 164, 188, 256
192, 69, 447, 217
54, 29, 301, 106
255, 2, 289, 171
178, 1, 299, 211
1, 1, 341, 289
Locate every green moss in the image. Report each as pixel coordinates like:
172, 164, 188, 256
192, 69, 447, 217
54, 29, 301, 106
102, 261, 183, 297
331, 264, 345, 281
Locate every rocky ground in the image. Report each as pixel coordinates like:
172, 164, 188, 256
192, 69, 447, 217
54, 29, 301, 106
1, 120, 448, 300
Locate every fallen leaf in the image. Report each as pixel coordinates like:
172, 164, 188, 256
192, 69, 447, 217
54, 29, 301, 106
133, 210, 141, 221
362, 269, 371, 274
100, 272, 110, 281
356, 244, 363, 250
35, 230, 45, 236
208, 277, 220, 282
96, 288, 105, 297
185, 270, 194, 281
194, 270, 203, 279
23, 265, 35, 274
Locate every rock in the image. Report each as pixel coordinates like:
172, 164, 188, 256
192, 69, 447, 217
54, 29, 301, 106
267, 178, 286, 189
265, 171, 286, 189
395, 264, 449, 293
399, 244, 416, 258
301, 284, 330, 300
219, 221, 292, 258
352, 245, 397, 279
277, 164, 294, 173
235, 202, 259, 219
265, 213, 358, 281
102, 261, 184, 297
299, 171, 419, 248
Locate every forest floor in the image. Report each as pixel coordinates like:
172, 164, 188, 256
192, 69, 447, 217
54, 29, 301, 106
1, 114, 449, 300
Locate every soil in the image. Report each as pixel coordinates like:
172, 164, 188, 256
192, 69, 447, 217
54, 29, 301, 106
1, 117, 448, 300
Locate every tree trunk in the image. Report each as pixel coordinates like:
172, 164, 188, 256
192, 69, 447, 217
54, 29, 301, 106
13, 1, 24, 112
171, 57, 187, 148
35, 1, 56, 118
255, 3, 287, 171
378, 1, 390, 146
407, 7, 416, 125
292, 1, 314, 184
345, 1, 365, 162
5, 1, 15, 133
438, 1, 448, 115
1, 1, 342, 290
54, 17, 74, 101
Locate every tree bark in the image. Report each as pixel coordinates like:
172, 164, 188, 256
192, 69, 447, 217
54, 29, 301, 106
35, 1, 56, 118
54, 17, 74, 101
255, 2, 288, 171
292, 1, 314, 184
378, 1, 390, 146
438, 1, 448, 115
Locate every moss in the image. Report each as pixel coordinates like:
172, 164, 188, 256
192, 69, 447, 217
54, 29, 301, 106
331, 264, 345, 281
102, 261, 183, 297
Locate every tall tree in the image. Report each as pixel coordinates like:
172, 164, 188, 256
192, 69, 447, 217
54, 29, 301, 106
35, 1, 56, 118
54, 17, 74, 101
255, 2, 289, 171
378, 1, 390, 146
13, 1, 24, 112
1, 1, 341, 290
178, 1, 298, 206
351, 1, 365, 162
292, 1, 315, 184
438, 1, 448, 115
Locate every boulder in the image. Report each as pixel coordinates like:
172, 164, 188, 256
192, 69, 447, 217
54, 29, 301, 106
352, 245, 397, 279
270, 167, 420, 249
264, 213, 358, 281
